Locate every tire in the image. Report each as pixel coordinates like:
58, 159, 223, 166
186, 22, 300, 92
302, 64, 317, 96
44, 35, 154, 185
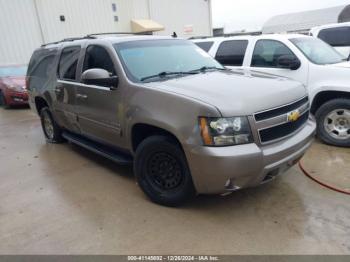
134, 136, 196, 206
40, 107, 64, 143
315, 98, 350, 147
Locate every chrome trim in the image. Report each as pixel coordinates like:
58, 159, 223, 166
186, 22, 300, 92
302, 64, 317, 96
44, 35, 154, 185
254, 96, 308, 118
57, 80, 112, 91
253, 96, 310, 145
255, 102, 309, 130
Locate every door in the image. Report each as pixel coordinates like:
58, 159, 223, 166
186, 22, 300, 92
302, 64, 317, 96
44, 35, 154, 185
249, 39, 308, 85
55, 46, 80, 133
76, 44, 123, 147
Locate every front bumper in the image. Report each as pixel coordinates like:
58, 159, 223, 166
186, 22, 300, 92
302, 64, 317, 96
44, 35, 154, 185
185, 119, 316, 194
6, 90, 29, 105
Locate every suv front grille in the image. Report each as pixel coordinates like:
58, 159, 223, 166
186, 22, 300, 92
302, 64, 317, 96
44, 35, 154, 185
254, 97, 309, 144
254, 96, 309, 121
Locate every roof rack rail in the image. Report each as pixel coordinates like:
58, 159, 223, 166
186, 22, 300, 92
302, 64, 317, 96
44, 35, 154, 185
40, 31, 153, 47
86, 32, 150, 37
188, 36, 212, 40
223, 31, 262, 37
41, 36, 95, 47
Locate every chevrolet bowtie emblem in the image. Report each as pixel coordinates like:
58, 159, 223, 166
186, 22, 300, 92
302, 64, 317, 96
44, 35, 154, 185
287, 110, 301, 122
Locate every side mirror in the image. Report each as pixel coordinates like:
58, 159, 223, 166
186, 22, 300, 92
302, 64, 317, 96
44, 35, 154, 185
81, 68, 118, 89
277, 55, 301, 70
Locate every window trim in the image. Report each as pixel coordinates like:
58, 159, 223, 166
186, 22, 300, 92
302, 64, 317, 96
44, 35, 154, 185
82, 44, 117, 77
251, 39, 298, 69
215, 40, 249, 66
57, 45, 81, 82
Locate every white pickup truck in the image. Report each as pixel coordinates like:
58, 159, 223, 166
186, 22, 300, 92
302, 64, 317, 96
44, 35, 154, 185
193, 34, 350, 147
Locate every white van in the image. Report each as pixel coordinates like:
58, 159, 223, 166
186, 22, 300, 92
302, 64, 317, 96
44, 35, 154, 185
310, 22, 350, 60
193, 34, 350, 147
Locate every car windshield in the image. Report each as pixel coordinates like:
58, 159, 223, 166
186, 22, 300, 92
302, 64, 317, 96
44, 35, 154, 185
290, 37, 346, 65
114, 39, 224, 82
0, 66, 27, 77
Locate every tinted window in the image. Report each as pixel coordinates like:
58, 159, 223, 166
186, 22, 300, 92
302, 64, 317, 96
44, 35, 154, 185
251, 40, 296, 68
215, 40, 248, 66
195, 41, 214, 52
318, 27, 350, 47
83, 45, 116, 75
58, 46, 80, 80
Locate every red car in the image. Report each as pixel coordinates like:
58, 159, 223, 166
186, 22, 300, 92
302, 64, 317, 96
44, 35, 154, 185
0, 65, 28, 108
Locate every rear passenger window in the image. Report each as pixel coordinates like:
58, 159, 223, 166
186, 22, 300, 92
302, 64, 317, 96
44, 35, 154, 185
58, 46, 81, 81
195, 41, 214, 52
83, 45, 116, 75
251, 40, 296, 68
28, 51, 56, 79
215, 40, 248, 66
318, 27, 350, 47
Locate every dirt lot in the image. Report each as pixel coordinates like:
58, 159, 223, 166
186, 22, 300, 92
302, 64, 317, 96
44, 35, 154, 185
0, 107, 349, 255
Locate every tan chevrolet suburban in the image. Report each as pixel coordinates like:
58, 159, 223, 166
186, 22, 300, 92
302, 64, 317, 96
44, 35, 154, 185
27, 33, 316, 206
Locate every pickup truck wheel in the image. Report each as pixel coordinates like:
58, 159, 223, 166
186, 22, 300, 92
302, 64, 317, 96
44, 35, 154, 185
40, 107, 64, 143
315, 98, 350, 147
134, 136, 196, 206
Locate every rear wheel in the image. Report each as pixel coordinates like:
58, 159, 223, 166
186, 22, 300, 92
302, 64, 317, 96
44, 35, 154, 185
315, 98, 350, 147
40, 107, 64, 143
134, 136, 196, 206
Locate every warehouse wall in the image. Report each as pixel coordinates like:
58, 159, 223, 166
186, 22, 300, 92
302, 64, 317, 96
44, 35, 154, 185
0, 0, 212, 65
35, 0, 119, 42
150, 0, 212, 37
0, 0, 43, 65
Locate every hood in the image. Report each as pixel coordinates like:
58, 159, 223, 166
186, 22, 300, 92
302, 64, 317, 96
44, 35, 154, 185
146, 69, 306, 116
330, 61, 350, 68
1, 76, 26, 88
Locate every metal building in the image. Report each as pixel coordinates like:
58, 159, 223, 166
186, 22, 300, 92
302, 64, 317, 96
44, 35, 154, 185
0, 0, 212, 65
262, 4, 350, 34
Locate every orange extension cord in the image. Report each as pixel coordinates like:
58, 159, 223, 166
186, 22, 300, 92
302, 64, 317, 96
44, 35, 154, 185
298, 161, 350, 195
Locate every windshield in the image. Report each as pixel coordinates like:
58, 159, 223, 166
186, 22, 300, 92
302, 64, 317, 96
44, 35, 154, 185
0, 66, 27, 77
114, 39, 224, 82
290, 37, 346, 65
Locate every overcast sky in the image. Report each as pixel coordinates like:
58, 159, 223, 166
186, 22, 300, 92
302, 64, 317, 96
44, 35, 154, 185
211, 0, 350, 32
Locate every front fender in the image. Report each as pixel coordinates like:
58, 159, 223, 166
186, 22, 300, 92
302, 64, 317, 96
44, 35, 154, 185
124, 86, 221, 152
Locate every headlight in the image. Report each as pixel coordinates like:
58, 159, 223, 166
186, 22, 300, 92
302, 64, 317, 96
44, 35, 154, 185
199, 116, 253, 146
8, 85, 25, 92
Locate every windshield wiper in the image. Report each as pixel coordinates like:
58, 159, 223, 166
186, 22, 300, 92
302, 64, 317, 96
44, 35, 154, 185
188, 66, 228, 73
140, 71, 198, 82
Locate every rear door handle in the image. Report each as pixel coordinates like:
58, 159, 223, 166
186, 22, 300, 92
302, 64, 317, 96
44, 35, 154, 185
76, 94, 88, 99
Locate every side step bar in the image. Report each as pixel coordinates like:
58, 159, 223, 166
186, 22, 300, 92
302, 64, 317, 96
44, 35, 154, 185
62, 132, 133, 165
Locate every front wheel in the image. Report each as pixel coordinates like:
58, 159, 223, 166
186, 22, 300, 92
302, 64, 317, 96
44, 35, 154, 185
315, 98, 350, 147
40, 107, 65, 143
134, 136, 196, 206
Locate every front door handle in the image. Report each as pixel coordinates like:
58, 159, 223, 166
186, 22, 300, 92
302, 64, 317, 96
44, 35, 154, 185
76, 94, 88, 99
54, 87, 61, 94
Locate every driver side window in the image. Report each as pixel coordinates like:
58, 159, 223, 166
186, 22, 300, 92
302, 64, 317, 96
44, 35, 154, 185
83, 45, 117, 76
251, 40, 296, 68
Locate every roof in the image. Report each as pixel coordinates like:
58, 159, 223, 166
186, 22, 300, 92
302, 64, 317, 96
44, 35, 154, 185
192, 33, 310, 43
262, 5, 350, 33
